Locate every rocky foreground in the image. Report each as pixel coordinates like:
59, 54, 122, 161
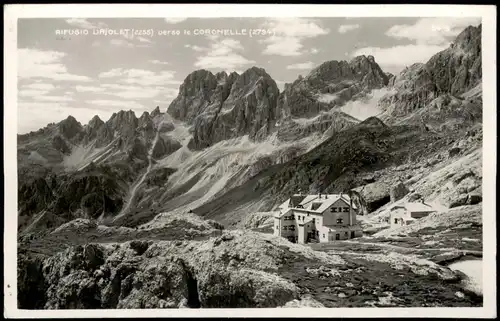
18, 207, 482, 309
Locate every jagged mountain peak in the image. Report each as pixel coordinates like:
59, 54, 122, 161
87, 115, 104, 131
215, 71, 228, 79
150, 106, 161, 118
109, 109, 137, 120
139, 111, 150, 119
89, 115, 104, 127
454, 24, 481, 45
184, 69, 217, 83
304, 55, 389, 88
240, 66, 270, 77
59, 115, 80, 126
57, 115, 83, 140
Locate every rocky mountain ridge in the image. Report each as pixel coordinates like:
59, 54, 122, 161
17, 24, 483, 235
378, 24, 482, 128
16, 23, 484, 310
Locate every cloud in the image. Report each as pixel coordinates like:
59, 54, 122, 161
185, 44, 208, 52
18, 48, 92, 82
195, 55, 255, 70
352, 44, 448, 74
110, 39, 134, 48
19, 89, 51, 97
192, 38, 255, 70
338, 24, 360, 33
165, 18, 188, 24
75, 85, 106, 93
261, 36, 303, 57
101, 84, 178, 99
98, 68, 180, 86
386, 17, 481, 45
67, 19, 152, 47
260, 18, 329, 56
286, 62, 315, 70
22, 83, 56, 91
87, 99, 146, 110
137, 36, 154, 44
65, 18, 107, 29
150, 60, 170, 65
37, 95, 74, 102
17, 101, 115, 134
310, 48, 319, 54
351, 18, 481, 75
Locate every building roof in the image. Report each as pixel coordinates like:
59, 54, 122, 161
280, 193, 357, 214
390, 201, 436, 213
274, 208, 292, 218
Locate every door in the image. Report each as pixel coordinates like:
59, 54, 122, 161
350, 231, 355, 238
335, 234, 340, 240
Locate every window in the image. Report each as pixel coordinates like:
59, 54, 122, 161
331, 207, 337, 212
312, 218, 315, 223
343, 207, 350, 213
323, 234, 325, 238
337, 218, 343, 224
344, 232, 348, 236
394, 218, 398, 224
276, 225, 278, 229
311, 203, 321, 211
316, 230, 319, 236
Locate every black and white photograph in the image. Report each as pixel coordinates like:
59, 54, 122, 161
3, 4, 497, 318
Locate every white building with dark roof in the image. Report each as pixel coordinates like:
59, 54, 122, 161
273, 193, 363, 244
389, 200, 437, 229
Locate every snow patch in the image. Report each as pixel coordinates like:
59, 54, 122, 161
448, 259, 483, 295
340, 88, 396, 121
316, 93, 338, 103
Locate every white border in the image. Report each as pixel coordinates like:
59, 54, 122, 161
3, 4, 497, 319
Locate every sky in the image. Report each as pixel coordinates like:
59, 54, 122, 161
17, 16, 481, 134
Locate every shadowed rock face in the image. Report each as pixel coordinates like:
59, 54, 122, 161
58, 116, 83, 141
168, 67, 279, 149
378, 25, 482, 125
277, 55, 389, 119
151, 137, 182, 159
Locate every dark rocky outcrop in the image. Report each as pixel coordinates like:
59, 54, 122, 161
378, 24, 482, 127
58, 116, 83, 141
277, 55, 389, 120
390, 181, 410, 203
151, 137, 182, 159
168, 67, 279, 149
